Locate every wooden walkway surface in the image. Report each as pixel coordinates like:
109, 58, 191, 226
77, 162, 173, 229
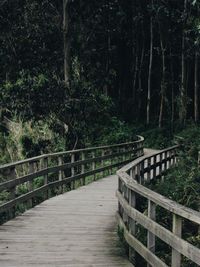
0, 175, 133, 267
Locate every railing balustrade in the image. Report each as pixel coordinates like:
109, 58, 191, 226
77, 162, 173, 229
0, 136, 144, 223
117, 146, 200, 267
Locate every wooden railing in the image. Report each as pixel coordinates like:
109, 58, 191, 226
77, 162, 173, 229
117, 146, 200, 267
0, 136, 144, 223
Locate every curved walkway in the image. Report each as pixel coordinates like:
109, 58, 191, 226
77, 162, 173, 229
0, 175, 133, 267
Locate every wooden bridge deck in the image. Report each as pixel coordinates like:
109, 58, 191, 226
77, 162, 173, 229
0, 175, 133, 267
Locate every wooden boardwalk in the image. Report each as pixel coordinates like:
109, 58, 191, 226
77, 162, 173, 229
0, 175, 133, 267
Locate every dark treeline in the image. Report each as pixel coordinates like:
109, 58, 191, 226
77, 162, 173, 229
0, 0, 200, 161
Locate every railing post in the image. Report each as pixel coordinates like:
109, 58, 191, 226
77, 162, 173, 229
128, 189, 137, 265
164, 151, 167, 171
147, 200, 156, 267
92, 151, 96, 180
168, 150, 172, 169
140, 161, 144, 184
153, 155, 157, 179
43, 157, 49, 199
147, 158, 151, 183
101, 149, 105, 177
81, 152, 85, 185
71, 153, 75, 189
28, 162, 34, 207
58, 156, 63, 193
159, 153, 162, 174
9, 166, 16, 218
161, 153, 165, 181
109, 149, 113, 175
172, 214, 182, 267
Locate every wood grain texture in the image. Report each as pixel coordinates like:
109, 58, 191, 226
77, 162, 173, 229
0, 175, 133, 267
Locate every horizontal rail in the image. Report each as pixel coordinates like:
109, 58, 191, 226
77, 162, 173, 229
0, 148, 141, 191
116, 145, 200, 267
0, 137, 143, 171
0, 136, 144, 223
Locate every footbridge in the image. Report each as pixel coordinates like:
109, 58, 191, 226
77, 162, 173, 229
0, 137, 200, 267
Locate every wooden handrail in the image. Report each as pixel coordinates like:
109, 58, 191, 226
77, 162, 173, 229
117, 145, 200, 267
0, 136, 144, 223
0, 136, 144, 171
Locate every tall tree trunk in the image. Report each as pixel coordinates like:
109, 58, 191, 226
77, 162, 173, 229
179, 0, 187, 125
105, 2, 111, 97
194, 50, 199, 122
133, 44, 139, 100
170, 48, 175, 130
131, 1, 136, 101
138, 22, 145, 120
158, 37, 166, 129
63, 0, 70, 87
147, 0, 153, 125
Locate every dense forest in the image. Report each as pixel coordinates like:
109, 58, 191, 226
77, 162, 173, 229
0, 0, 200, 162
1, 1, 200, 265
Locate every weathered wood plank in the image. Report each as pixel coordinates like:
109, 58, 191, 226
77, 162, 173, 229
0, 147, 142, 191
117, 190, 200, 265
0, 137, 144, 171
117, 213, 168, 267
0, 175, 132, 267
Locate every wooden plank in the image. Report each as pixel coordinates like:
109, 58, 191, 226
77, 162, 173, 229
0, 136, 144, 171
0, 148, 141, 192
147, 200, 156, 253
128, 189, 136, 264
118, 170, 200, 225
0, 158, 138, 215
0, 175, 132, 267
117, 212, 168, 267
171, 214, 182, 267
117, 190, 200, 265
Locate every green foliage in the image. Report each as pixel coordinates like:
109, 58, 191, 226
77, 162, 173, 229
175, 124, 200, 159
94, 117, 137, 145
152, 158, 200, 210
117, 226, 129, 257
141, 127, 173, 149
0, 72, 67, 121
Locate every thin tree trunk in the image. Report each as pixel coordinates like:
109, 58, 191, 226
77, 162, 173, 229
138, 24, 145, 120
170, 48, 175, 130
131, 1, 137, 102
194, 50, 199, 122
158, 27, 166, 129
105, 2, 111, 97
133, 45, 139, 100
63, 0, 70, 86
179, 0, 187, 124
147, 0, 153, 125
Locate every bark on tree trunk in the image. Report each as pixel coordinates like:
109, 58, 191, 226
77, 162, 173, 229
147, 3, 153, 125
158, 21, 166, 129
133, 46, 138, 100
138, 27, 145, 120
194, 50, 199, 122
170, 48, 175, 130
105, 2, 111, 97
63, 0, 70, 87
179, 0, 187, 125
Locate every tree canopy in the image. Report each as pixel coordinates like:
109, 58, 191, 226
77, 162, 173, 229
0, 0, 200, 161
